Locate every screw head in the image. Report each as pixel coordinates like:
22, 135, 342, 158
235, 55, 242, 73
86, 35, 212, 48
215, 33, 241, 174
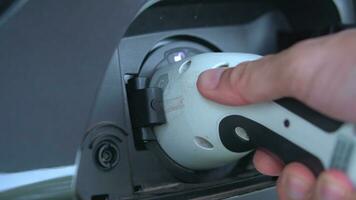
95, 140, 119, 170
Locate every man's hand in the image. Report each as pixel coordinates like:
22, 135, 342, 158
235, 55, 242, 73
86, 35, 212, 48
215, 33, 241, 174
197, 29, 356, 200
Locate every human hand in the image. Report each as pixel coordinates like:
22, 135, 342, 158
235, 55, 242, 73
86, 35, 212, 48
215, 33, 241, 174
197, 29, 356, 200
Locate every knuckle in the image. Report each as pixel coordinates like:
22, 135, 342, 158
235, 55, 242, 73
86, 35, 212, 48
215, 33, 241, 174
283, 40, 323, 100
230, 62, 250, 90
228, 62, 251, 102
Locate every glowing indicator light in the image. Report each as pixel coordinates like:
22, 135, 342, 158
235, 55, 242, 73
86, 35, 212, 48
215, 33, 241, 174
173, 52, 186, 62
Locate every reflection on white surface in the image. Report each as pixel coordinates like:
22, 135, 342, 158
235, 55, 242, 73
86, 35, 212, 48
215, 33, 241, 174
0, 165, 75, 192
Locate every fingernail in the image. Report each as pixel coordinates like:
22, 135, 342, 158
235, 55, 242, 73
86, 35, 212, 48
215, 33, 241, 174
285, 175, 312, 200
317, 174, 349, 200
198, 68, 226, 90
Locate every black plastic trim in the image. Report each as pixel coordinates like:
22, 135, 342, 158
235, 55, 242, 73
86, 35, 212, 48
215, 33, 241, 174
219, 115, 324, 176
275, 98, 343, 133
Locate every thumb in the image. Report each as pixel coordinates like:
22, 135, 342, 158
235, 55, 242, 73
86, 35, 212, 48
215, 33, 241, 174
197, 55, 297, 106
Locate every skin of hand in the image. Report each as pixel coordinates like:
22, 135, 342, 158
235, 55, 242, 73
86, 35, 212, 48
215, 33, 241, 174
197, 29, 356, 200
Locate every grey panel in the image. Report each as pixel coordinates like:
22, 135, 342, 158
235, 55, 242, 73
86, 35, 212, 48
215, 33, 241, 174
333, 0, 355, 23
0, 0, 145, 172
227, 187, 277, 200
